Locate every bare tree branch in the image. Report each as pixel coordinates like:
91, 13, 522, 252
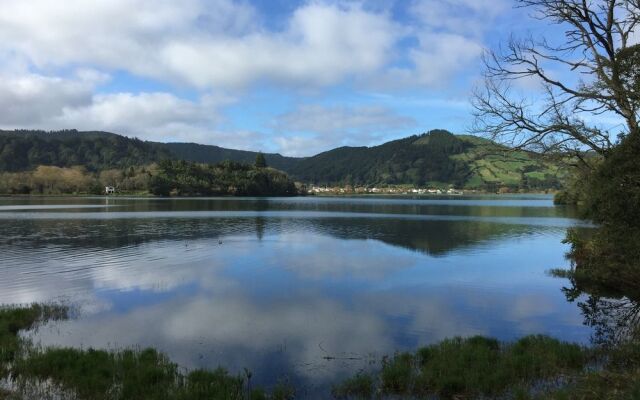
473, 0, 640, 156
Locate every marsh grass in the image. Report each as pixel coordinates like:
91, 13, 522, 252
4, 304, 640, 399
0, 304, 297, 400
334, 335, 589, 399
0, 303, 69, 378
331, 373, 374, 399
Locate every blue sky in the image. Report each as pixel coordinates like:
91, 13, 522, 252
0, 0, 560, 156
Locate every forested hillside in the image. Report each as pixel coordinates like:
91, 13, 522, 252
0, 129, 564, 190
0, 130, 171, 171
164, 142, 294, 171
288, 130, 469, 186
287, 130, 563, 190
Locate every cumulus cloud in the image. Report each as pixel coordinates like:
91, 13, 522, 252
410, 0, 508, 37
0, 0, 510, 151
0, 70, 98, 125
369, 0, 503, 89
0, 0, 500, 91
54, 92, 230, 141
386, 33, 484, 88
0, 68, 270, 149
162, 3, 399, 89
0, 0, 398, 89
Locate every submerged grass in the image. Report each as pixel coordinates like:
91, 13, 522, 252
334, 334, 640, 399
0, 304, 293, 400
3, 304, 640, 399
0, 303, 68, 378
331, 373, 374, 399
334, 335, 590, 399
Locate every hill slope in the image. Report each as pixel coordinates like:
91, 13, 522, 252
163, 142, 296, 172
0, 130, 172, 172
286, 130, 562, 190
0, 129, 563, 190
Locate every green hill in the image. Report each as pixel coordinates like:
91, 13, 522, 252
163, 142, 295, 172
0, 129, 172, 172
0, 129, 564, 190
286, 130, 563, 190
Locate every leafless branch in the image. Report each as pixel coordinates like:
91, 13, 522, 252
472, 0, 640, 156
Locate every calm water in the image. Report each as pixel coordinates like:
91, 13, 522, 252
0, 195, 591, 394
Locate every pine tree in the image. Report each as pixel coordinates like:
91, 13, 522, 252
255, 152, 267, 168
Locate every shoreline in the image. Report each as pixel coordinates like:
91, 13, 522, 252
0, 191, 557, 198
0, 303, 633, 400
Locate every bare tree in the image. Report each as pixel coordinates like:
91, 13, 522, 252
472, 0, 640, 164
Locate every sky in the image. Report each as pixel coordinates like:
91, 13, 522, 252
0, 0, 555, 157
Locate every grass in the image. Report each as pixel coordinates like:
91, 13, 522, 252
3, 304, 640, 399
333, 335, 589, 399
333, 334, 640, 399
0, 304, 292, 400
331, 373, 374, 400
452, 138, 565, 190
0, 303, 68, 378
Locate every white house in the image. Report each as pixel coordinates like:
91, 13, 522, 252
105, 186, 116, 195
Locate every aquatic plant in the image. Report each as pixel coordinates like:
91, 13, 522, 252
334, 335, 588, 399
0, 304, 298, 400
331, 373, 374, 399
4, 303, 640, 399
0, 303, 68, 378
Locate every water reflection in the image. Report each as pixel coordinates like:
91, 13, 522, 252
553, 223, 640, 348
558, 263, 640, 347
1, 214, 578, 256
0, 196, 590, 393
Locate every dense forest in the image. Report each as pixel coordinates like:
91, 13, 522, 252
289, 130, 469, 186
165, 142, 294, 171
0, 160, 299, 196
149, 159, 298, 196
0, 129, 564, 192
0, 129, 171, 171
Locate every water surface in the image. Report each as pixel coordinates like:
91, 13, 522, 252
0, 195, 589, 394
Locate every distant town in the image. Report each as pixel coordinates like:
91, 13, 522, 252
307, 186, 465, 195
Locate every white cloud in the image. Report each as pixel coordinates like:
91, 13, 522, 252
56, 92, 222, 137
400, 33, 483, 88
0, 69, 224, 140
0, 0, 510, 151
0, 70, 97, 125
369, 0, 501, 90
50, 91, 274, 150
410, 0, 508, 37
274, 136, 329, 157
0, 0, 499, 91
161, 3, 399, 89
0, 0, 398, 89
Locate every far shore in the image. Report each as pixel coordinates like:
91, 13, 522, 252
0, 190, 558, 198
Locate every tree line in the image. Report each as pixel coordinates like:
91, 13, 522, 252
0, 158, 299, 197
149, 159, 298, 196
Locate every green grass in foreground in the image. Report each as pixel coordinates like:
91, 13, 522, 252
0, 304, 293, 400
0, 303, 68, 378
3, 304, 640, 399
333, 335, 589, 399
333, 333, 640, 399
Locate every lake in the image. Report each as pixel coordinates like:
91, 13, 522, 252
0, 195, 592, 395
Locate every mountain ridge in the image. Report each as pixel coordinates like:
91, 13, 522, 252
0, 129, 564, 190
